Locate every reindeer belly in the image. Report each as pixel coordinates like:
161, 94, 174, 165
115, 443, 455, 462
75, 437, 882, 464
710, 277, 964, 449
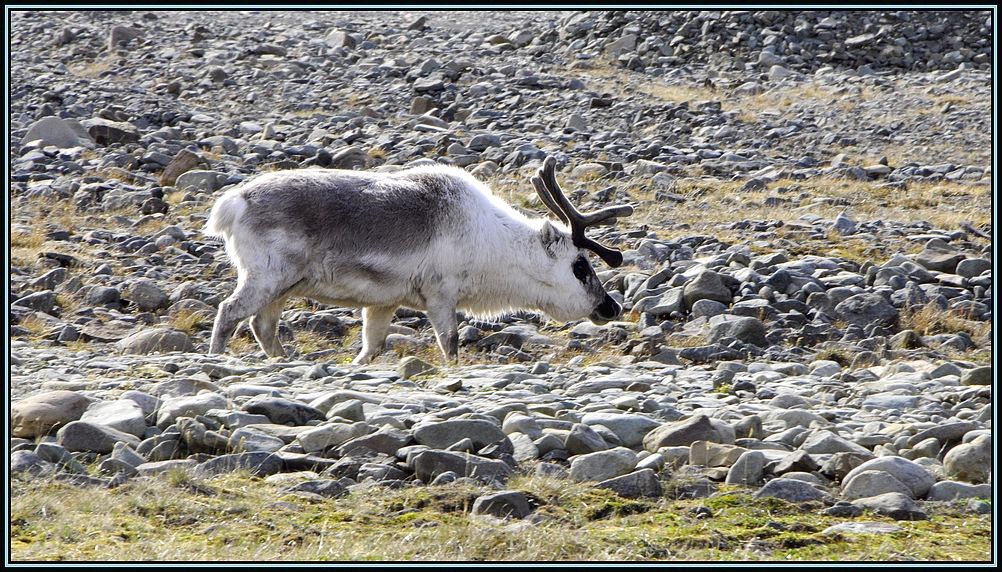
293, 256, 420, 308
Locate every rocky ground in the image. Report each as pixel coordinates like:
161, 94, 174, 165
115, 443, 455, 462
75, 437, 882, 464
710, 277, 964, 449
8, 10, 994, 561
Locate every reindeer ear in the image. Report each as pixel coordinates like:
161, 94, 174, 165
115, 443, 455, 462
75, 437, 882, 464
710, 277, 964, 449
538, 220, 562, 256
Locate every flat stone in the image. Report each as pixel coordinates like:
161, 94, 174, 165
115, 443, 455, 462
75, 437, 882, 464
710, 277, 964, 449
116, 328, 194, 355
842, 470, 914, 500
56, 420, 141, 453
843, 457, 935, 498
852, 492, 928, 520
12, 390, 93, 438
410, 450, 513, 485
822, 522, 902, 535
80, 399, 147, 438
569, 447, 638, 482
192, 451, 284, 477
471, 490, 533, 519
156, 393, 228, 428
595, 468, 663, 498
413, 419, 506, 450
753, 478, 829, 502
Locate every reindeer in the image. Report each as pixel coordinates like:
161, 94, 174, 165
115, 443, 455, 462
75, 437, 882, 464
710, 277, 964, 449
204, 156, 633, 364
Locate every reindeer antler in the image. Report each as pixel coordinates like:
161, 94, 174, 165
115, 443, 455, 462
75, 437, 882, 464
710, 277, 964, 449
531, 156, 634, 267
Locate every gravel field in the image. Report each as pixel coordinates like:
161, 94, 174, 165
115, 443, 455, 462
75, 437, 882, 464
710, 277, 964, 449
8, 9, 994, 561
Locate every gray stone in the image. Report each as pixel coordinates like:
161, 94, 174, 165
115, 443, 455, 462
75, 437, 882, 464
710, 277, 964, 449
565, 422, 609, 455
156, 393, 229, 429
160, 148, 203, 186
398, 356, 438, 379
753, 478, 829, 502
110, 442, 147, 468
906, 422, 978, 447
725, 450, 767, 486
942, 435, 991, 483
14, 290, 57, 314
707, 317, 768, 347
927, 480, 992, 501
800, 430, 872, 455
842, 470, 915, 500
596, 468, 663, 498
644, 415, 731, 451
413, 419, 506, 450
175, 170, 230, 193
569, 447, 638, 482
335, 426, 410, 457
81, 399, 147, 437
125, 279, 169, 312
11, 450, 56, 476
297, 423, 370, 453
960, 366, 991, 386
56, 420, 141, 453
581, 413, 661, 448
835, 293, 898, 328
228, 426, 286, 452
843, 457, 935, 498
914, 244, 965, 273
242, 395, 325, 426
852, 492, 928, 520
822, 522, 902, 535
283, 479, 348, 499
82, 118, 140, 146
471, 490, 533, 519
135, 459, 197, 477
502, 412, 544, 440
117, 328, 194, 355
411, 450, 513, 484
22, 116, 94, 148
955, 258, 991, 278
682, 270, 732, 310
192, 452, 284, 477
11, 390, 93, 438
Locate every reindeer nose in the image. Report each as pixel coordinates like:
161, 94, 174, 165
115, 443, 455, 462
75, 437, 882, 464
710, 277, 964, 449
590, 294, 621, 325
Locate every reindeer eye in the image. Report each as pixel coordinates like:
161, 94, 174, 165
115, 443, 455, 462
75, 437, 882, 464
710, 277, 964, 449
572, 256, 590, 281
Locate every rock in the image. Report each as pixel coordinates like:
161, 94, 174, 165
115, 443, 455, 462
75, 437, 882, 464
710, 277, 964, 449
297, 423, 370, 453
108, 25, 142, 48
753, 478, 829, 503
843, 457, 935, 498
821, 452, 876, 481
411, 450, 513, 484
283, 479, 348, 499
852, 492, 928, 520
135, 459, 198, 477
581, 413, 661, 448
192, 451, 284, 477
228, 426, 286, 452
927, 481, 991, 501
569, 447, 638, 482
125, 279, 169, 312
725, 450, 767, 485
156, 393, 228, 428
689, 440, 745, 467
960, 366, 991, 386
906, 422, 978, 447
955, 258, 991, 278
242, 396, 325, 426
707, 317, 768, 347
914, 244, 965, 273
11, 450, 57, 476
56, 420, 141, 453
11, 390, 93, 438
842, 470, 915, 500
682, 270, 732, 310
116, 328, 194, 355
175, 170, 230, 193
834, 293, 898, 328
800, 430, 872, 455
942, 435, 991, 483
643, 414, 732, 451
822, 522, 902, 535
398, 356, 438, 379
160, 148, 203, 186
21, 116, 93, 148
413, 419, 506, 450
335, 426, 410, 457
471, 490, 533, 519
326, 399, 366, 422
595, 468, 663, 498
82, 118, 140, 146
80, 399, 147, 438
565, 422, 609, 455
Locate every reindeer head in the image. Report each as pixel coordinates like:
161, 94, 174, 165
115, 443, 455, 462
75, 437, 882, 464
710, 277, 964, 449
531, 156, 634, 325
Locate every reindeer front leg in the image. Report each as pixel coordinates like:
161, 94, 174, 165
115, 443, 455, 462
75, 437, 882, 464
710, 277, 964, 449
425, 302, 459, 364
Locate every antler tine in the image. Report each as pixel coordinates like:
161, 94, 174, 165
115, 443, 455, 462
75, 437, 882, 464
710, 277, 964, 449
536, 156, 632, 268
539, 158, 633, 225
531, 175, 569, 226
